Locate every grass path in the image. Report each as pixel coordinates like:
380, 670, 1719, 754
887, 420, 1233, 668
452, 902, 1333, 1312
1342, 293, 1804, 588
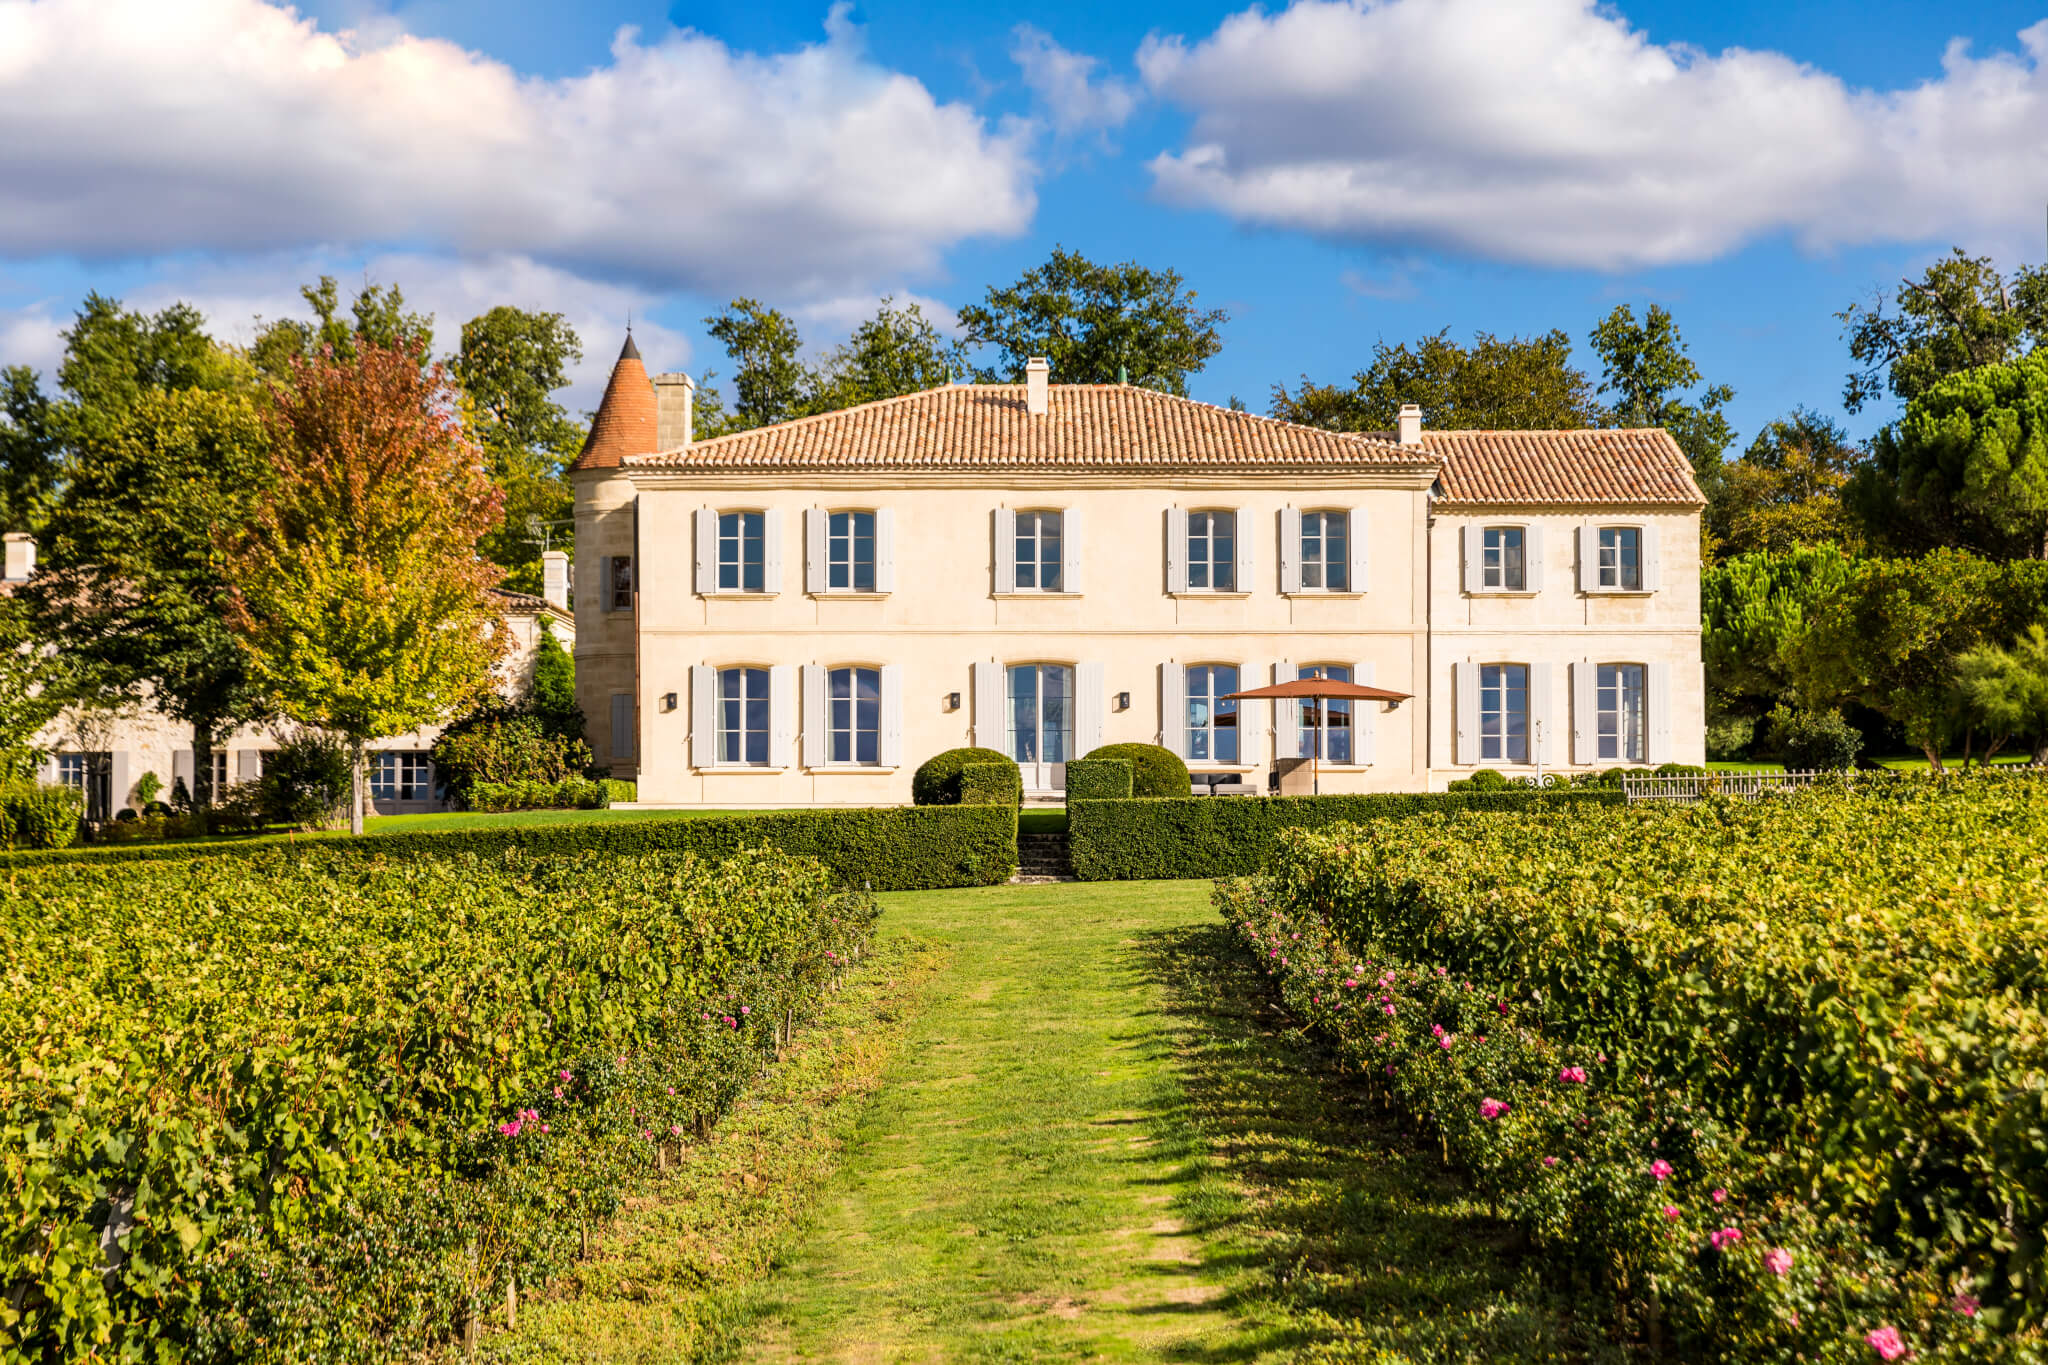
735, 880, 1619, 1363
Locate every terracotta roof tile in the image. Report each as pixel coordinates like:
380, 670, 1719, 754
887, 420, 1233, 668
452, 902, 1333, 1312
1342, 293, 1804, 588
1424, 429, 1704, 507
625, 384, 1422, 472
569, 336, 658, 472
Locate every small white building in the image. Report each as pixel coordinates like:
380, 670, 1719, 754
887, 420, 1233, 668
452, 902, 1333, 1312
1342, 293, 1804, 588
570, 339, 1706, 805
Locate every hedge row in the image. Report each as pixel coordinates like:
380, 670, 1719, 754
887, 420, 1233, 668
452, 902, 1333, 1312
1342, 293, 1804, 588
1063, 758, 1132, 801
0, 804, 1019, 891
1, 846, 878, 1361
958, 762, 1022, 807
469, 777, 610, 812
1222, 773, 2048, 1359
1067, 789, 1620, 880
0, 781, 83, 851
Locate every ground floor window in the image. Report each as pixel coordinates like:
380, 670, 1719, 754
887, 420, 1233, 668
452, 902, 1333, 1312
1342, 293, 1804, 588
1008, 664, 1073, 764
1186, 664, 1240, 763
1297, 664, 1352, 763
829, 666, 881, 764
56, 752, 112, 821
718, 666, 771, 764
371, 751, 431, 801
1480, 664, 1530, 765
1597, 663, 1647, 763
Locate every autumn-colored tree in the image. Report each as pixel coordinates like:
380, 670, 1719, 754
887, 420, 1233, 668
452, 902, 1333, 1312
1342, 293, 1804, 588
1710, 408, 1864, 559
227, 340, 506, 833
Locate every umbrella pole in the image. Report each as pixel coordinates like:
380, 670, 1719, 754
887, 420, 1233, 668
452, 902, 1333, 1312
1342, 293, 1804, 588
1314, 698, 1321, 796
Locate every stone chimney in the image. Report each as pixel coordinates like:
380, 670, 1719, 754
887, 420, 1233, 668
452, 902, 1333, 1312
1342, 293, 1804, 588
1397, 402, 1423, 446
1025, 356, 1050, 416
541, 549, 570, 612
2, 532, 34, 582
654, 371, 695, 450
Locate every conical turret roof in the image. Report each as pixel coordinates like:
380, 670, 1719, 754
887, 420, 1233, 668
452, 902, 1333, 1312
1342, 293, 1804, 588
571, 333, 658, 472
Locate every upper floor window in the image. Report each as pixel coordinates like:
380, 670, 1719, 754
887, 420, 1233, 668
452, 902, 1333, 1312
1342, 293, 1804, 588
1483, 527, 1526, 591
1597, 663, 1647, 763
718, 666, 770, 764
1297, 664, 1352, 763
1186, 663, 1241, 763
371, 752, 431, 801
718, 512, 766, 592
1300, 511, 1349, 591
1479, 663, 1530, 765
1188, 511, 1236, 591
1014, 511, 1063, 591
1599, 527, 1641, 591
607, 555, 634, 610
827, 511, 876, 592
828, 666, 881, 764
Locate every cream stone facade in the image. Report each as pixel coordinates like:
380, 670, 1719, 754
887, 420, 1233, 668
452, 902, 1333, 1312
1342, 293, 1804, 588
571, 339, 1707, 806
4, 532, 573, 819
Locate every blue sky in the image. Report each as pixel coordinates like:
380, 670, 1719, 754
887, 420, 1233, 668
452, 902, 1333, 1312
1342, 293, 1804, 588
2, 0, 2045, 449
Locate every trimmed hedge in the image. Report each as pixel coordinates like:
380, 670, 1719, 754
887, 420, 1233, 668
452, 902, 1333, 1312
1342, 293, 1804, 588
911, 747, 1016, 805
1063, 758, 1133, 801
1079, 742, 1188, 798
470, 777, 609, 812
1068, 790, 1622, 881
0, 804, 1019, 890
602, 778, 637, 804
959, 762, 1022, 807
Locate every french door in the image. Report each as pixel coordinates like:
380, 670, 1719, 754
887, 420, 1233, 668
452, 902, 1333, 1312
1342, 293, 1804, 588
1007, 663, 1073, 793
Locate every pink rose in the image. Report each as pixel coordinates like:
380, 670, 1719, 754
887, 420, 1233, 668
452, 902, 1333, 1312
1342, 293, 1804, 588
1710, 1227, 1742, 1251
1478, 1097, 1508, 1119
1764, 1248, 1793, 1276
1864, 1326, 1906, 1361
1649, 1159, 1674, 1182
1661, 1205, 1681, 1221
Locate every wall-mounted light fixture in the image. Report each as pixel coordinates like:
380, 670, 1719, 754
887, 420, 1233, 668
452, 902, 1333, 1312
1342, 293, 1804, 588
1116, 691, 1131, 711
946, 691, 962, 711
1384, 698, 1403, 711
661, 691, 678, 712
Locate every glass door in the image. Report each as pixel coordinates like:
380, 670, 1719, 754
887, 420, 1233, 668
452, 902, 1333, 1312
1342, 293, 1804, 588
1007, 664, 1073, 793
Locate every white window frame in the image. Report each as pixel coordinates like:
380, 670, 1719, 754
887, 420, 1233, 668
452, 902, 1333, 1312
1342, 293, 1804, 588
1482, 527, 1525, 592
1013, 509, 1065, 592
1295, 663, 1356, 764
1577, 521, 1660, 595
1598, 527, 1641, 592
1299, 511, 1350, 592
1463, 523, 1544, 596
827, 510, 878, 593
826, 664, 883, 766
1478, 663, 1531, 765
1596, 662, 1648, 764
1184, 662, 1242, 765
717, 511, 767, 593
1185, 510, 1238, 593
370, 751, 431, 801
716, 666, 772, 765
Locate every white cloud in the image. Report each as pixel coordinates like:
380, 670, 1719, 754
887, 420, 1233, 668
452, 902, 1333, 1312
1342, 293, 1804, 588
1139, 0, 2048, 270
1010, 24, 1139, 136
0, 0, 1035, 296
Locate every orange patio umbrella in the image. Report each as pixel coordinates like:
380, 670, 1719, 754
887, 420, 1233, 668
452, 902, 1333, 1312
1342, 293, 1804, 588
1222, 677, 1413, 796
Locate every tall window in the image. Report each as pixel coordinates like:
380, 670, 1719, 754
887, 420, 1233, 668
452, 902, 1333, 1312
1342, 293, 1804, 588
608, 555, 634, 610
717, 512, 766, 592
371, 752, 431, 801
1599, 527, 1642, 590
1301, 511, 1349, 591
1597, 664, 1647, 763
718, 667, 770, 763
1483, 528, 1526, 591
1479, 664, 1530, 764
829, 511, 876, 592
1007, 664, 1073, 764
207, 751, 229, 793
829, 666, 881, 764
1187, 511, 1236, 591
58, 752, 112, 821
1297, 664, 1352, 763
1186, 664, 1241, 763
1014, 511, 1064, 591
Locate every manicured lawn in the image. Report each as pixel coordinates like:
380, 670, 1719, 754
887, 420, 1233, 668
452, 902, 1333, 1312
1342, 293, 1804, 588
730, 879, 1616, 1360
361, 807, 761, 833
1017, 807, 1068, 835
1707, 755, 2034, 773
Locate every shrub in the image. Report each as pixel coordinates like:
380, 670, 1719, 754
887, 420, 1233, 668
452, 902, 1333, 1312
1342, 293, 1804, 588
1705, 710, 1756, 760
132, 770, 162, 808
958, 762, 1022, 807
0, 781, 83, 850
0, 846, 878, 1360
602, 778, 637, 805
470, 777, 608, 812
141, 800, 172, 818
1063, 758, 1133, 801
1067, 790, 1619, 881
206, 780, 268, 834
1079, 742, 1188, 798
912, 747, 1015, 805
259, 730, 354, 828
431, 701, 595, 807
1768, 703, 1864, 770
1446, 767, 1511, 792
0, 803, 1020, 891
528, 618, 584, 742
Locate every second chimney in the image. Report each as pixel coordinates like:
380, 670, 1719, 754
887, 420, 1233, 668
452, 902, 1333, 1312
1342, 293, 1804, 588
1397, 402, 1423, 446
1025, 356, 1050, 416
541, 549, 570, 612
654, 372, 696, 450
2, 532, 34, 583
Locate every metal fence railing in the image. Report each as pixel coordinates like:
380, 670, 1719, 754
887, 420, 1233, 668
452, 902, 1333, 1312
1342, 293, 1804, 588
1621, 770, 1838, 805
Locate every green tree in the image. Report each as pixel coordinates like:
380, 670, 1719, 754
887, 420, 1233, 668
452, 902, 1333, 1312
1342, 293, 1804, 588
23, 387, 274, 804
1269, 328, 1604, 432
812, 298, 952, 410
1588, 304, 1736, 487
954, 246, 1227, 394
1712, 408, 1864, 559
251, 275, 433, 377
1786, 548, 2048, 768
1846, 351, 2048, 560
1839, 248, 2048, 413
450, 307, 585, 592
527, 618, 582, 743
0, 592, 67, 779
704, 298, 813, 429
226, 339, 506, 834
1953, 625, 2048, 764
1702, 543, 1860, 719
0, 366, 60, 533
